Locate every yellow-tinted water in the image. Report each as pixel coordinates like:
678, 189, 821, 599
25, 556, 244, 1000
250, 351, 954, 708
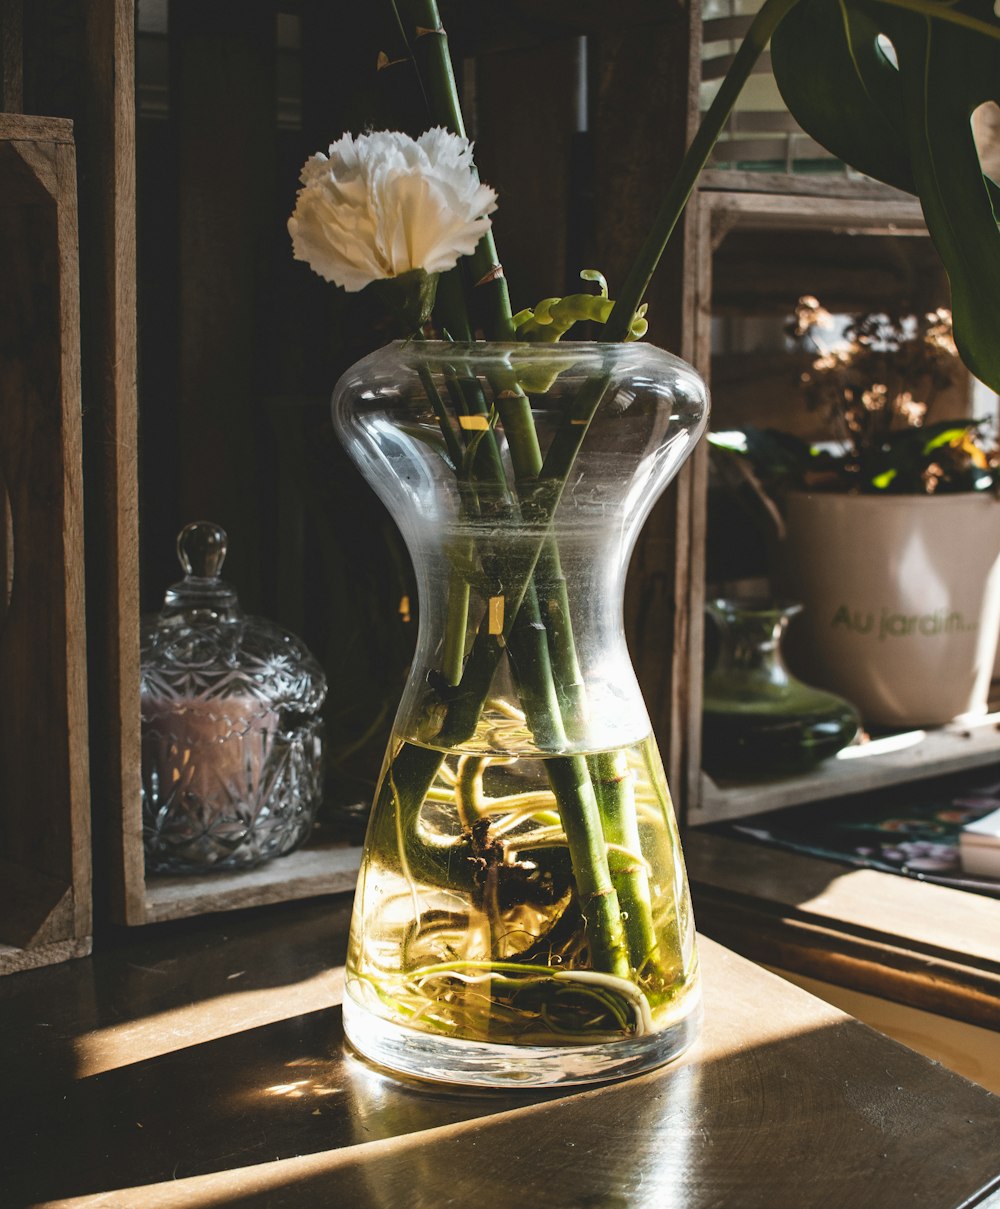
346, 736, 699, 1046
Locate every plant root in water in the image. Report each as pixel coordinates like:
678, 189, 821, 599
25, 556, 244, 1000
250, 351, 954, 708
347, 735, 698, 1047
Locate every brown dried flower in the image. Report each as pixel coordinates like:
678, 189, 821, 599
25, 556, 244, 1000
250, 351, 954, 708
787, 297, 961, 461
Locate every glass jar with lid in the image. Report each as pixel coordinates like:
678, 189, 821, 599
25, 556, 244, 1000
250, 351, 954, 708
140, 522, 327, 873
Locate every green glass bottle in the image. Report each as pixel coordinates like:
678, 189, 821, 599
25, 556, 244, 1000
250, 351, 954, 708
702, 598, 861, 780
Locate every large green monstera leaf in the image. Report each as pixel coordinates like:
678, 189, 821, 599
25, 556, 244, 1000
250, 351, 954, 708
770, 0, 1000, 392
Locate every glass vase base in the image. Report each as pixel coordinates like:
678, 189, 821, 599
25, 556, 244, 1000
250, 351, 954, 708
342, 989, 702, 1089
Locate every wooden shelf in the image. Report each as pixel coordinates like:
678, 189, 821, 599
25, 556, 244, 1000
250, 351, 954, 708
0, 114, 92, 975
19, 6, 369, 931
698, 167, 919, 202
693, 712, 1000, 825
143, 841, 362, 924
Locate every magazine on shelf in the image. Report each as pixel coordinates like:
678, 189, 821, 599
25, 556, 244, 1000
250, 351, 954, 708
722, 767, 1000, 898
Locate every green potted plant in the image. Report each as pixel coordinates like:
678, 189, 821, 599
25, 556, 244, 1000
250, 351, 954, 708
712, 299, 1000, 727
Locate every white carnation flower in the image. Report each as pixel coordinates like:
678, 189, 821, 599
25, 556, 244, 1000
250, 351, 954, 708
288, 128, 498, 292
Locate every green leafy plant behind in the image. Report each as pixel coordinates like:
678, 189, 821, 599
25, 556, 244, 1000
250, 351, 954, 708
597, 0, 1000, 398
714, 418, 1000, 499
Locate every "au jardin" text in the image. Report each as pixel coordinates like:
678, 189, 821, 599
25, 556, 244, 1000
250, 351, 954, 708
830, 605, 977, 641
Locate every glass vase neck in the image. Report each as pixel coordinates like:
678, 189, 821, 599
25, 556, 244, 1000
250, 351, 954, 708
333, 339, 709, 757
706, 598, 802, 679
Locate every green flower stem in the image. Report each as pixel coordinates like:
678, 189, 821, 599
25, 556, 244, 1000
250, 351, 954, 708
604, 0, 800, 343
543, 755, 631, 979
442, 564, 471, 686
418, 362, 464, 469
433, 370, 648, 974
376, 741, 475, 889
471, 371, 584, 712
365, 394, 649, 981
378, 365, 621, 952
499, 628, 632, 976
487, 376, 587, 723
416, 361, 477, 686
445, 366, 509, 487
415, 520, 634, 980
508, 584, 571, 751
393, 0, 515, 340
435, 365, 566, 744
444, 374, 658, 976
505, 370, 668, 969
589, 750, 659, 974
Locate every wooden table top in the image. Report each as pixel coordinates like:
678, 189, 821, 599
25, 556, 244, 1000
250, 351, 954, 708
2, 896, 999, 1209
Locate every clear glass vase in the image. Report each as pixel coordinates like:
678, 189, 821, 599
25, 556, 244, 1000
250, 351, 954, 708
701, 597, 862, 780
331, 341, 709, 1087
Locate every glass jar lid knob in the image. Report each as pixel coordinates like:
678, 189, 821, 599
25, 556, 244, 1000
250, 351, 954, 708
178, 521, 228, 579
161, 521, 240, 620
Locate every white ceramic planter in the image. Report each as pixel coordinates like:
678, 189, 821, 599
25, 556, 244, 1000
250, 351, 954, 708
778, 491, 1000, 728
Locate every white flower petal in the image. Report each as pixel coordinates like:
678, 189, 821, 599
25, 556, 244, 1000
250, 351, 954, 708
288, 128, 498, 291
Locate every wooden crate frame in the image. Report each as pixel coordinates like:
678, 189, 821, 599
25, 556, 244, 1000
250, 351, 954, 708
679, 174, 1000, 827
0, 113, 91, 974
17, 2, 997, 927
111, 0, 702, 925
121, 1, 360, 924
0, 0, 359, 927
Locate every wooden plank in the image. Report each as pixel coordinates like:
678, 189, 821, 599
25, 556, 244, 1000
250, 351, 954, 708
0, 113, 73, 143
686, 830, 1000, 1027
678, 194, 717, 821
688, 829, 1000, 966
0, 936, 92, 977
709, 135, 839, 167
716, 110, 812, 134
0, 859, 75, 949
703, 48, 773, 81
143, 843, 362, 923
704, 188, 927, 234
696, 898, 1000, 1029
21, 1, 145, 925
53, 130, 92, 945
0, 0, 23, 111
0, 126, 92, 963
84, 0, 144, 926
592, 5, 703, 800
772, 966, 1000, 1093
699, 167, 916, 201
